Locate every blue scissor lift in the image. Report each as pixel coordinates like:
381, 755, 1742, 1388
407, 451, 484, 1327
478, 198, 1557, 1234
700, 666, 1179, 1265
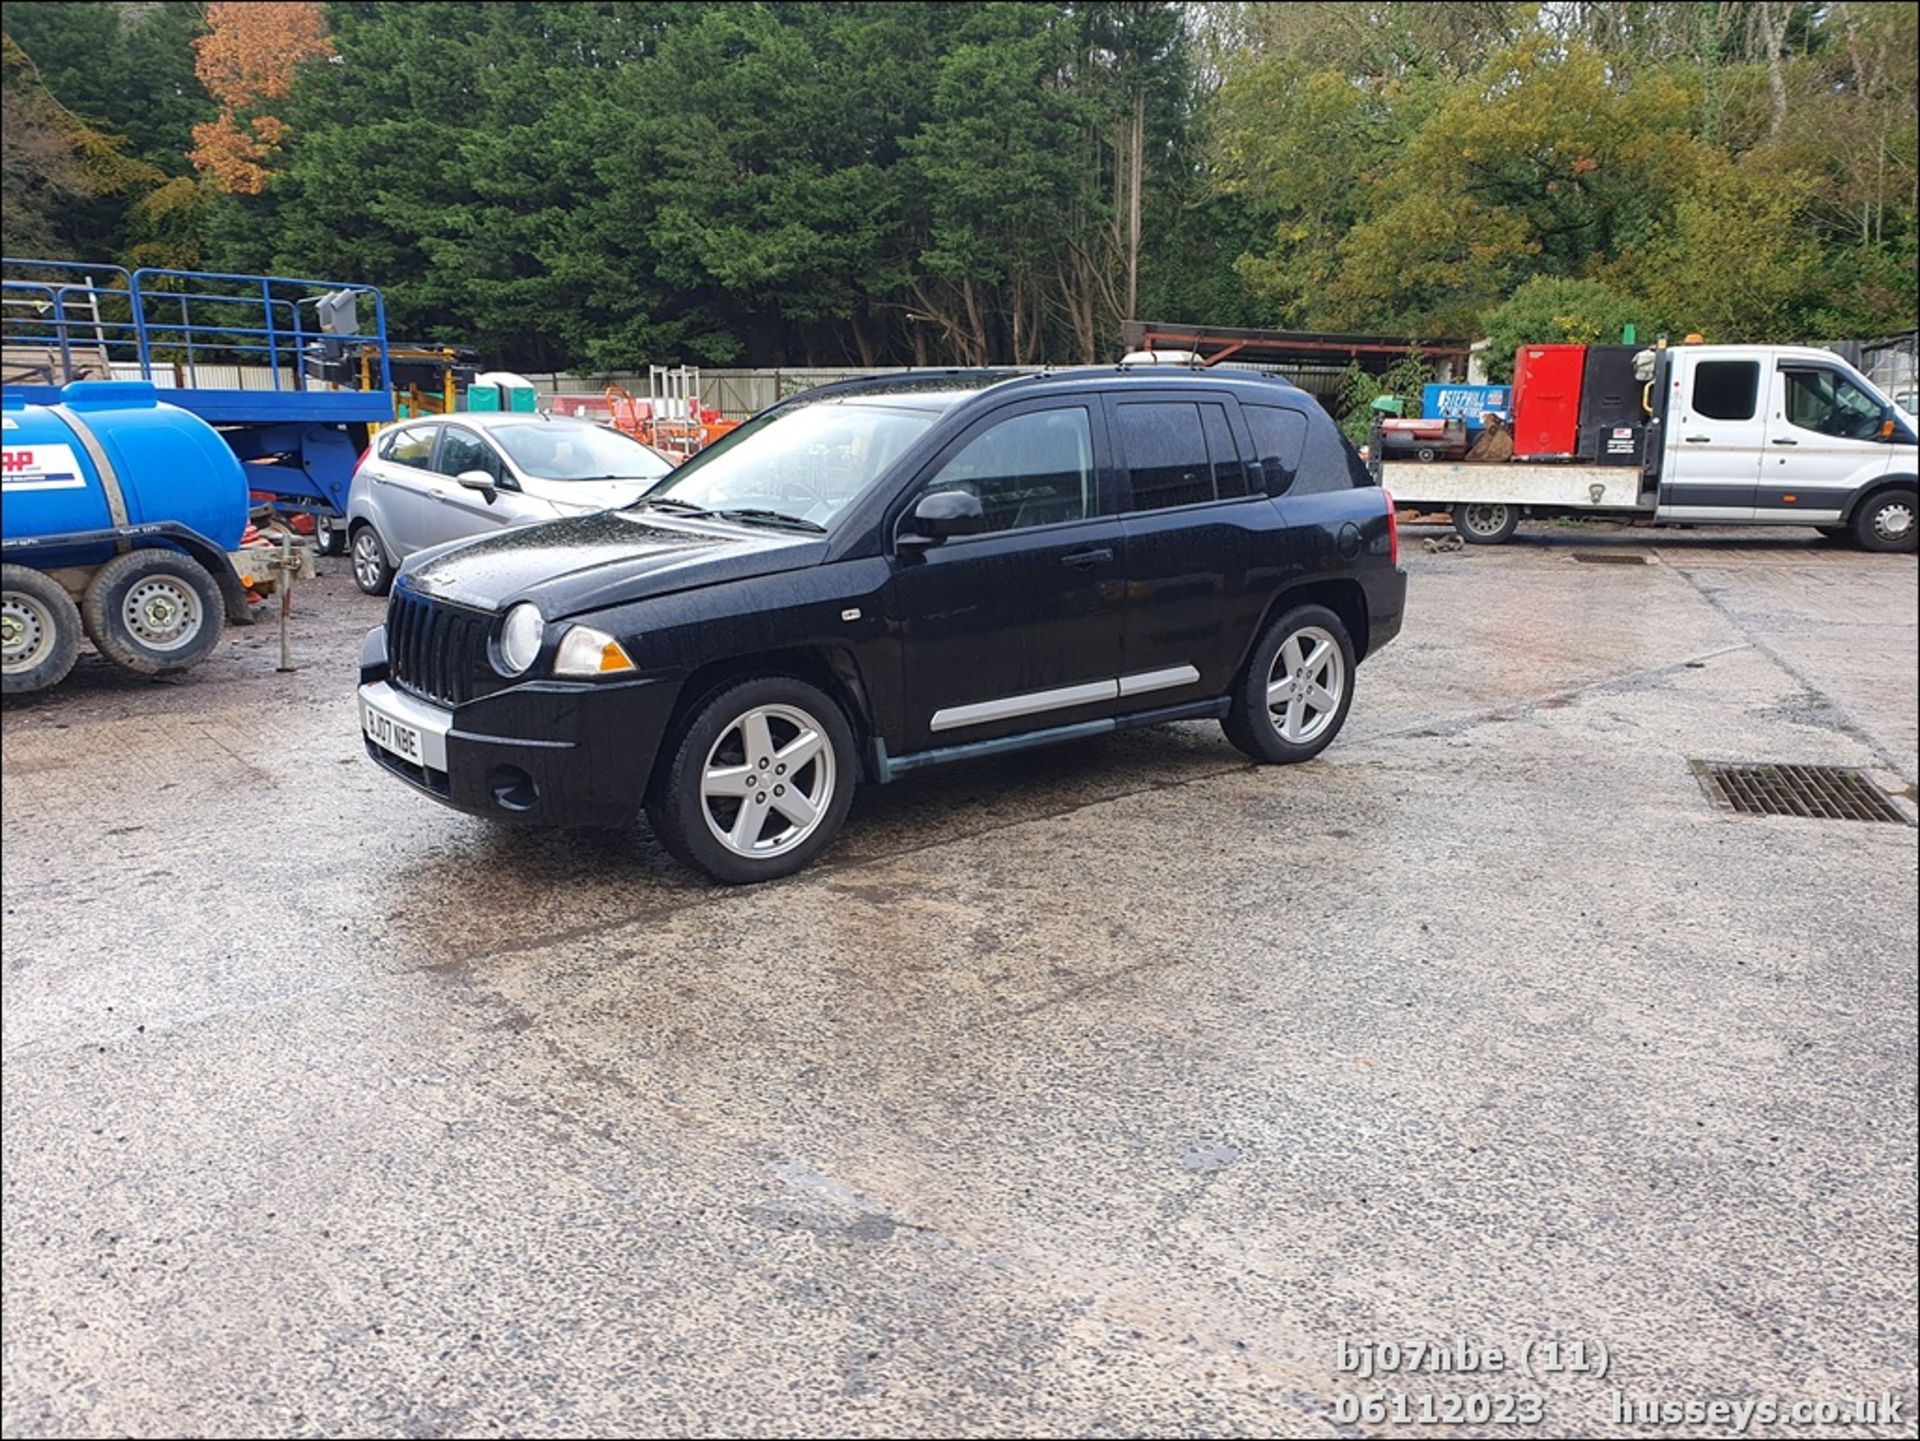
2, 260, 398, 529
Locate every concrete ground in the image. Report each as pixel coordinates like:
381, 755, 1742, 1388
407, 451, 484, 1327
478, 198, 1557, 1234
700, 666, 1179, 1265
3, 523, 1915, 1438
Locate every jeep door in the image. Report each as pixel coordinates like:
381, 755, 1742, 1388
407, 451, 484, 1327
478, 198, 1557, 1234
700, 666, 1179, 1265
1105, 392, 1278, 702
887, 399, 1125, 753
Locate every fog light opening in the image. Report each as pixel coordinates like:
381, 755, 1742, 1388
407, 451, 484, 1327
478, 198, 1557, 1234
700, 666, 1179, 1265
489, 765, 539, 812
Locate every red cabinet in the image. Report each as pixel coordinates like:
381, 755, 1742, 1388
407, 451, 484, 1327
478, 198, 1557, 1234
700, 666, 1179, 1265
1512, 344, 1587, 460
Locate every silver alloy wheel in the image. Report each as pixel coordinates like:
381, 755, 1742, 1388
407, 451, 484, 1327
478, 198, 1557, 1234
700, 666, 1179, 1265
1872, 498, 1914, 542
1461, 503, 1512, 537
699, 702, 836, 860
1, 592, 53, 673
122, 576, 202, 652
352, 530, 385, 589
1266, 624, 1346, 744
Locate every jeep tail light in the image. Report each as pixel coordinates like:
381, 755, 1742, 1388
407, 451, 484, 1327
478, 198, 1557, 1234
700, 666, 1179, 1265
1384, 489, 1399, 567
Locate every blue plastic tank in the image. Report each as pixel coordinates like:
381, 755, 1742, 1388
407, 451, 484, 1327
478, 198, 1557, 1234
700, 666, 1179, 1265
1, 381, 248, 568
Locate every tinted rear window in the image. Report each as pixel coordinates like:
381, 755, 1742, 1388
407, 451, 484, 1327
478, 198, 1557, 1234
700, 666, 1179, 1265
1244, 404, 1308, 495
1116, 402, 1216, 511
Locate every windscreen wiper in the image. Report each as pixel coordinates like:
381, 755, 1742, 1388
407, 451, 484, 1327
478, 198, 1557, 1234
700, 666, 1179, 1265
637, 496, 715, 516
712, 508, 827, 533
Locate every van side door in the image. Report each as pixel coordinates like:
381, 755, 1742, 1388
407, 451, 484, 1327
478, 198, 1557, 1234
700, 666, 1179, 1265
1758, 360, 1895, 525
1655, 353, 1765, 521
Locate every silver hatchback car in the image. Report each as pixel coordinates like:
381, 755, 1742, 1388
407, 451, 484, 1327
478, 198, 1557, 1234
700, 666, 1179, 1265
347, 412, 674, 594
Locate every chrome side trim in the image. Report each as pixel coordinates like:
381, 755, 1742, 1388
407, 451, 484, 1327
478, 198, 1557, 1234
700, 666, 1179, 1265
930, 679, 1117, 733
1117, 664, 1200, 697
928, 663, 1204, 733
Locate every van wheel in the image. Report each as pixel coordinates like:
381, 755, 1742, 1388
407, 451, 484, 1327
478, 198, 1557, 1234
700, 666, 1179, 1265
81, 550, 224, 675
2, 565, 84, 695
1223, 603, 1357, 765
1852, 489, 1918, 553
1453, 502, 1518, 544
647, 676, 857, 884
351, 523, 394, 594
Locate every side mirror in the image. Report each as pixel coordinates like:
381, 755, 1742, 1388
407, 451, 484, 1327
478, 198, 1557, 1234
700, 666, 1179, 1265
455, 469, 498, 503
1880, 414, 1897, 442
899, 490, 986, 551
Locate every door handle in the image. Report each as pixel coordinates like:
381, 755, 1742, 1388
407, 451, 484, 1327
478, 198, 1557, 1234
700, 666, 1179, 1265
1684, 436, 1711, 444
1771, 438, 1798, 446
1060, 547, 1113, 569
429, 488, 449, 502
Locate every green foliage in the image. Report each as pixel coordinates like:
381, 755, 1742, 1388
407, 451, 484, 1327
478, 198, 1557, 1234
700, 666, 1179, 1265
1336, 351, 1438, 444
1479, 278, 1653, 383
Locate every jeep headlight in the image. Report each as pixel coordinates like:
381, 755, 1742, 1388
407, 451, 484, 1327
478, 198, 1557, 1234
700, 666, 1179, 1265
554, 624, 636, 677
497, 602, 545, 676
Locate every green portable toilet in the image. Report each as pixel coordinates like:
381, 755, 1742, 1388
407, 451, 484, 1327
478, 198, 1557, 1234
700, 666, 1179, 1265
468, 371, 537, 413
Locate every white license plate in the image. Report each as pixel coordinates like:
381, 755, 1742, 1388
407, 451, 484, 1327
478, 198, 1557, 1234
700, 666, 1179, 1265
362, 700, 425, 765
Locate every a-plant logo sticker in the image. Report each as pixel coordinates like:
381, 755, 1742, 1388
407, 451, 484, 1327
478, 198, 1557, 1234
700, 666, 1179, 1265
0, 445, 87, 492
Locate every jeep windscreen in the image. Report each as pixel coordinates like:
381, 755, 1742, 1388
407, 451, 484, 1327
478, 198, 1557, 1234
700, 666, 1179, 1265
490, 419, 674, 482
634, 399, 942, 530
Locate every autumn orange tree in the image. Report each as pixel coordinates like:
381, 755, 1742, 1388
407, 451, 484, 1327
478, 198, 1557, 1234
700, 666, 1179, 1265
189, 2, 334, 195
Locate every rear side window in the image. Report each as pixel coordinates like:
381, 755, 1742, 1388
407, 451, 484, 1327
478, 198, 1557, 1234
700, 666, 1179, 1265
1116, 402, 1216, 511
1200, 403, 1250, 498
1244, 404, 1308, 494
1692, 361, 1759, 421
382, 425, 437, 470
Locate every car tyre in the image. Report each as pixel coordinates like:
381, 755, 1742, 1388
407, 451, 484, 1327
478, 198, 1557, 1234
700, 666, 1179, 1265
80, 549, 224, 675
1223, 603, 1357, 765
2, 564, 84, 695
315, 516, 347, 557
1851, 488, 1918, 553
1453, 501, 1519, 544
351, 523, 395, 595
647, 675, 858, 884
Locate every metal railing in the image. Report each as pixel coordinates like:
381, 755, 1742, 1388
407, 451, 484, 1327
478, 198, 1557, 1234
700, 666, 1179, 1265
1, 259, 391, 397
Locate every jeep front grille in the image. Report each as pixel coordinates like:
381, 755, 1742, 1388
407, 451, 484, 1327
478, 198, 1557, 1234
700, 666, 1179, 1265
386, 589, 494, 707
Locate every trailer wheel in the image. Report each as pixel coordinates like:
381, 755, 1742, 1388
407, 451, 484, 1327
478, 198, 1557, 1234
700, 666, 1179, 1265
1453, 502, 1519, 545
81, 549, 225, 675
2, 565, 84, 695
1416, 446, 1438, 463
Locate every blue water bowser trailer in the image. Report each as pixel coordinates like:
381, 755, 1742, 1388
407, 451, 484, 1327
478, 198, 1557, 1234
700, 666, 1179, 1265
2, 381, 260, 693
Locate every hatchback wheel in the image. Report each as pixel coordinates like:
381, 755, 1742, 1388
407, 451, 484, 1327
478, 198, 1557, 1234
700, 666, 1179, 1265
648, 676, 857, 883
351, 524, 395, 595
1223, 603, 1357, 764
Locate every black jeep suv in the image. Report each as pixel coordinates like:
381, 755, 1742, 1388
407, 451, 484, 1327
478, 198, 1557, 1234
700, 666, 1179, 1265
358, 368, 1407, 882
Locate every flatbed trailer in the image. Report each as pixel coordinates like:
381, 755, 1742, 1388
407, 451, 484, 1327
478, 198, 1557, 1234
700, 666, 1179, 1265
1379, 343, 1917, 551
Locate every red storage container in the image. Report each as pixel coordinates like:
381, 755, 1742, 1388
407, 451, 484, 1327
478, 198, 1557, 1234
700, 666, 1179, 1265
1512, 344, 1587, 459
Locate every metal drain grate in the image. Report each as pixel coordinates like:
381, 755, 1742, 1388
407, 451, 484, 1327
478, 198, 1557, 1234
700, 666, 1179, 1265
1573, 551, 1651, 565
1691, 761, 1911, 824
